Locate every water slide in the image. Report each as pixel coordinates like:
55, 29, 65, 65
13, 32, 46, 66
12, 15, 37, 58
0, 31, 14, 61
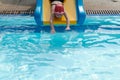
34, 0, 86, 26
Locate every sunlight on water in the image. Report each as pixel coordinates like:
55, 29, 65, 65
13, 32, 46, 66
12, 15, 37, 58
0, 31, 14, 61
0, 15, 120, 80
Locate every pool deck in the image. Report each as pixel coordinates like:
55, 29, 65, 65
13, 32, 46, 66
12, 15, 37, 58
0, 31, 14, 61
84, 0, 120, 10
0, 0, 120, 14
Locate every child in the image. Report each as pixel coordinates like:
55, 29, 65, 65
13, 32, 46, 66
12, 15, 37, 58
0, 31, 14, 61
49, 0, 70, 33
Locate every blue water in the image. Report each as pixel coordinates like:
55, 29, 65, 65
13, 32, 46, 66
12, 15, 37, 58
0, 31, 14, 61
0, 15, 120, 80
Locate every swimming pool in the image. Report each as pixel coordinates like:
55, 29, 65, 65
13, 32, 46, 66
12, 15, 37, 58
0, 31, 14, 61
0, 15, 120, 80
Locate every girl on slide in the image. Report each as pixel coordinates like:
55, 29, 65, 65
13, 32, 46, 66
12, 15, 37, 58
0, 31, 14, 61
49, 0, 70, 33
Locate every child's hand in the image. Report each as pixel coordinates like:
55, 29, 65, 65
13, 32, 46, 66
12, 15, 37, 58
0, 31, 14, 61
65, 26, 71, 30
51, 29, 56, 34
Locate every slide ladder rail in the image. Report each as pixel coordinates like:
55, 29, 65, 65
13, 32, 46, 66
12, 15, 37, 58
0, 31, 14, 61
34, 0, 42, 26
76, 0, 86, 25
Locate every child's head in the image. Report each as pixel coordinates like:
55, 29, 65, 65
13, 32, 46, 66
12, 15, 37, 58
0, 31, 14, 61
54, 4, 64, 18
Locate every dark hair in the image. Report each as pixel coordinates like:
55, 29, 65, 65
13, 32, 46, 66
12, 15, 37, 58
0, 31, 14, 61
50, 0, 64, 3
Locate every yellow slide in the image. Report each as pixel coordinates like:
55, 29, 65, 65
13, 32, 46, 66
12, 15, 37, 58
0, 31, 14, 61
43, 0, 77, 25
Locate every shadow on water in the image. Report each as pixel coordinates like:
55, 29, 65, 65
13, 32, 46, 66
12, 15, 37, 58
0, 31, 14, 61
0, 24, 101, 33
1, 22, 120, 33
0, 19, 119, 33
36, 25, 100, 33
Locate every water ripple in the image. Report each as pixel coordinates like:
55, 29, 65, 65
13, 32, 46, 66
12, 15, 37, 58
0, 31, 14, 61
0, 16, 120, 80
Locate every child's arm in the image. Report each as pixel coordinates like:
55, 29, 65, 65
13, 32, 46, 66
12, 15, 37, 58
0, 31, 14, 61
50, 14, 56, 33
64, 12, 70, 30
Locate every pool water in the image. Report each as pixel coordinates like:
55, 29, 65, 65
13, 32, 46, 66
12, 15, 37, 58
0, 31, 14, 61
0, 15, 120, 80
